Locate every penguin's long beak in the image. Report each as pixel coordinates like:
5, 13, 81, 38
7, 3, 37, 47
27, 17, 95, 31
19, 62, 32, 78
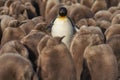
58, 36, 65, 43
61, 36, 65, 39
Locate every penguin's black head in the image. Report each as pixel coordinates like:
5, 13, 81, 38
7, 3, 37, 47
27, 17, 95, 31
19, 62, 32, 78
59, 7, 67, 17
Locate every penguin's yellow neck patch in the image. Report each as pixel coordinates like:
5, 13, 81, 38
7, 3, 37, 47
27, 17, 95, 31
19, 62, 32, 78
58, 16, 66, 20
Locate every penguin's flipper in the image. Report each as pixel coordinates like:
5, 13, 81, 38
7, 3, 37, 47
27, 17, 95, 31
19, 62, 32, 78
46, 23, 53, 32
67, 17, 79, 32
74, 25, 79, 32
46, 17, 56, 32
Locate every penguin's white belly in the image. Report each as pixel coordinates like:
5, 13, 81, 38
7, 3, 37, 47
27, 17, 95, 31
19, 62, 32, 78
51, 18, 74, 48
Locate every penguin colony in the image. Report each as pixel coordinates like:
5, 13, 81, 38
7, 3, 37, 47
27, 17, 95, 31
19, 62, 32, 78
0, 0, 119, 80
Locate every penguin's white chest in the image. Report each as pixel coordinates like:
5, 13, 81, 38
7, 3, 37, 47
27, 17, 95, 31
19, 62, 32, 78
51, 17, 74, 48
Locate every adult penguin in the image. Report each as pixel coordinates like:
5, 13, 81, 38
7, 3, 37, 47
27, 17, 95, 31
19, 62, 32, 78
47, 7, 78, 49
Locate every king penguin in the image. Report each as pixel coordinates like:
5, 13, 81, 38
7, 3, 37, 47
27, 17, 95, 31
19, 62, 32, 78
48, 7, 77, 49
